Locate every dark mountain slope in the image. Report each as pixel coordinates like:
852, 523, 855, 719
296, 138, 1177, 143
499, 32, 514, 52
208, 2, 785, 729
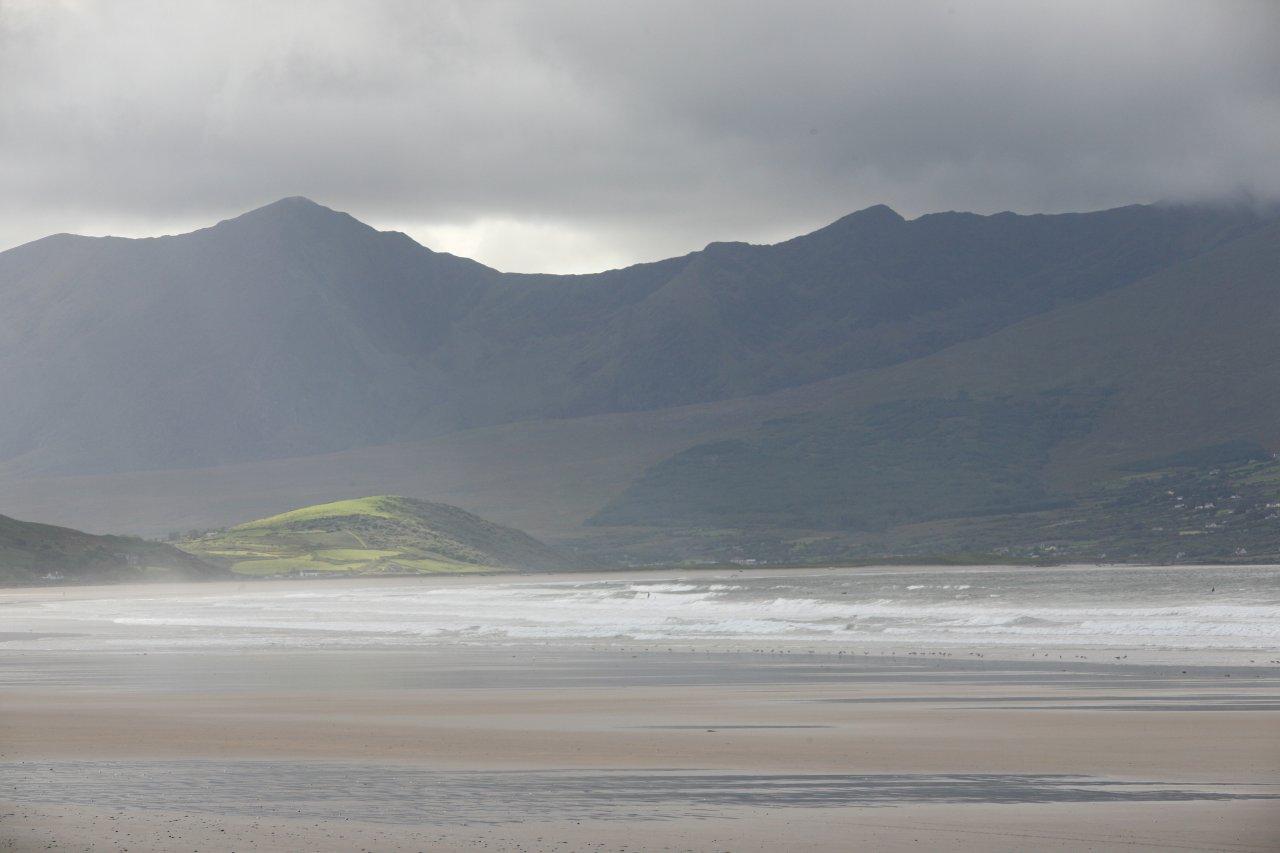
594, 220, 1280, 537
450, 202, 1266, 418
0, 198, 496, 474
0, 198, 1268, 477
0, 513, 220, 585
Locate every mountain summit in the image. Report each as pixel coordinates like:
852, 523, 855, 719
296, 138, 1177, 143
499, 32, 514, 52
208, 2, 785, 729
209, 196, 387, 239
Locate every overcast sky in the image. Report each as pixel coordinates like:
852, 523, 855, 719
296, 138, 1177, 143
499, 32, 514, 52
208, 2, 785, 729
1, 1, 1277, 272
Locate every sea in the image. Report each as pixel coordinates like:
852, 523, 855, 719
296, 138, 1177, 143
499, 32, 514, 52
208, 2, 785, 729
3, 564, 1277, 665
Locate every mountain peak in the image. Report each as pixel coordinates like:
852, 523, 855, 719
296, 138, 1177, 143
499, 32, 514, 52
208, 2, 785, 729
213, 196, 370, 234
833, 203, 905, 227
793, 203, 905, 245
255, 195, 328, 213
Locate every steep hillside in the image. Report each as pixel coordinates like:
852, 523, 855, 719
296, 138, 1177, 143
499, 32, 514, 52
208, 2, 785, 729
0, 197, 1264, 476
0, 198, 494, 474
590, 391, 1108, 530
0, 514, 220, 585
179, 496, 568, 575
591, 221, 1280, 561
476, 202, 1264, 417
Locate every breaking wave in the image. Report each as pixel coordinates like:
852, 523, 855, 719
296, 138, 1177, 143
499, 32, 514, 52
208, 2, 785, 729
13, 566, 1280, 654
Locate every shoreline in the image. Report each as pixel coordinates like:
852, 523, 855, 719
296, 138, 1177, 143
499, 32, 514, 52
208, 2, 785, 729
5, 558, 1276, 595
3, 564, 1277, 668
6, 557, 1278, 593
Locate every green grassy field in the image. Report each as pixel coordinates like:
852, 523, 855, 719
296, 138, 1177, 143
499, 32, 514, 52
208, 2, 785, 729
179, 495, 564, 576
237, 497, 403, 528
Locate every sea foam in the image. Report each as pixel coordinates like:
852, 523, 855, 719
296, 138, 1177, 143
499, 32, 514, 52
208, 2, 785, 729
9, 566, 1279, 655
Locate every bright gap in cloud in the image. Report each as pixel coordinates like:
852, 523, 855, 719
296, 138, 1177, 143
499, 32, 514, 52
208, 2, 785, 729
390, 217, 649, 275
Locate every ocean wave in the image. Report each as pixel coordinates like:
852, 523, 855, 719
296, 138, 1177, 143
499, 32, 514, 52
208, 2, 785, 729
17, 569, 1280, 652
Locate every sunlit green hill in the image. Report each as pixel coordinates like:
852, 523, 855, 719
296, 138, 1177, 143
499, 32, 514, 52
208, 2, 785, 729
179, 496, 567, 575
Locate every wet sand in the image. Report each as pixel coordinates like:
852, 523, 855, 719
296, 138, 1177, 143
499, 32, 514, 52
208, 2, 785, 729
2, 578, 1279, 850
4, 800, 1278, 852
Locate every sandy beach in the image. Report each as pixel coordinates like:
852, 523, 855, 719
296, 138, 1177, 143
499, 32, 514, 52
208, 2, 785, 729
2, 567, 1278, 850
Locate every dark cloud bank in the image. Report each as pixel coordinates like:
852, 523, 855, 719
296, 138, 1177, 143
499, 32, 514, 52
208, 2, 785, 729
1, 0, 1277, 271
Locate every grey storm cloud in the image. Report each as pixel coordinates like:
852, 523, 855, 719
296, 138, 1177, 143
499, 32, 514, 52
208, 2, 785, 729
1, 0, 1277, 271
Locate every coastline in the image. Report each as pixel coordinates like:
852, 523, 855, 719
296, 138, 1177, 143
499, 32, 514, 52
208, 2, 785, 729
6, 558, 1274, 595
7, 554, 1278, 592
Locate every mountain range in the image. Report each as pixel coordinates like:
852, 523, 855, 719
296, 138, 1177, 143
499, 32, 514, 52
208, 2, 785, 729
2, 197, 1277, 564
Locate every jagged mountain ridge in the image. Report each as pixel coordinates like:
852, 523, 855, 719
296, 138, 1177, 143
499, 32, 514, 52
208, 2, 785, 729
0, 196, 1267, 476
